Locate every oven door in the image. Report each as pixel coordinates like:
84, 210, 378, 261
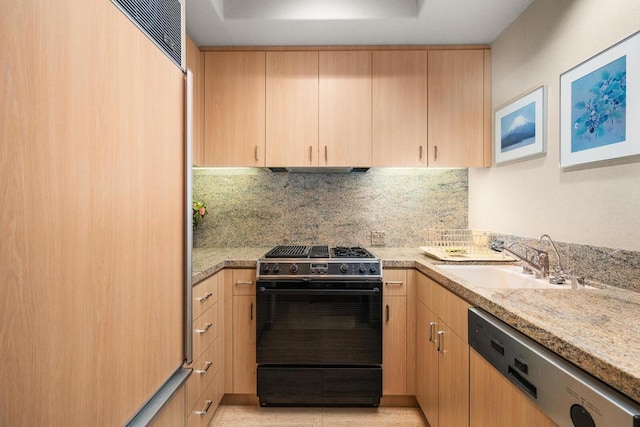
256, 280, 382, 366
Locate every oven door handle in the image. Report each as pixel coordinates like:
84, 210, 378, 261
258, 287, 380, 296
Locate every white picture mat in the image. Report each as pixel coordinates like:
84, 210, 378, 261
494, 86, 546, 165
560, 31, 640, 167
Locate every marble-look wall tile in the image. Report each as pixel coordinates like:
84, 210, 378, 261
193, 167, 468, 248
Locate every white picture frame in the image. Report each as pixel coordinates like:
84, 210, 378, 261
560, 31, 640, 167
494, 86, 546, 165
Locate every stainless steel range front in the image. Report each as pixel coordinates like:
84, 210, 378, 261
256, 245, 383, 406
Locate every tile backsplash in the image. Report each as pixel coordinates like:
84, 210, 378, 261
193, 167, 468, 248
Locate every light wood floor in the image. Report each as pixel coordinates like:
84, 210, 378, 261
209, 405, 430, 427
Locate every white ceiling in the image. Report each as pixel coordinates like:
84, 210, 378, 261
186, 0, 534, 47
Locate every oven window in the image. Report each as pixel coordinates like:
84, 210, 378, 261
256, 284, 382, 366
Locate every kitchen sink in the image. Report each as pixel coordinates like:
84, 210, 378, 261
436, 264, 588, 290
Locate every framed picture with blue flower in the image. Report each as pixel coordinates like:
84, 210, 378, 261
494, 85, 546, 165
560, 31, 640, 167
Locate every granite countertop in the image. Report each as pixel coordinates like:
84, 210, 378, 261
192, 246, 640, 405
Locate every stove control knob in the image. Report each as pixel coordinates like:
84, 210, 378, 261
272, 264, 280, 273
369, 265, 378, 274
340, 264, 348, 273
290, 264, 299, 273
359, 265, 366, 273
261, 264, 270, 273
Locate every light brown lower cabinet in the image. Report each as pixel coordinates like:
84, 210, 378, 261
382, 268, 414, 396
231, 269, 257, 394
184, 272, 224, 427
383, 294, 407, 395
416, 272, 470, 427
469, 349, 558, 427
149, 385, 186, 427
187, 372, 223, 427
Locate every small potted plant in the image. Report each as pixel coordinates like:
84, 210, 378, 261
192, 197, 208, 228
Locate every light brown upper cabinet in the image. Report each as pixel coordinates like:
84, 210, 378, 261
266, 51, 319, 167
319, 51, 372, 167
204, 51, 266, 166
427, 50, 488, 168
186, 35, 205, 166
372, 50, 429, 167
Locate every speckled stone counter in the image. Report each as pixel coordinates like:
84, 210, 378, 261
192, 246, 640, 404
192, 247, 269, 284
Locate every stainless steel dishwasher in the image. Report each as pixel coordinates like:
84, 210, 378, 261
468, 307, 640, 427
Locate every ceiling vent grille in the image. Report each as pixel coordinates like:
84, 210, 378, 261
111, 0, 183, 69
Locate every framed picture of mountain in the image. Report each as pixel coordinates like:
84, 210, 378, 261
494, 85, 546, 165
560, 31, 640, 167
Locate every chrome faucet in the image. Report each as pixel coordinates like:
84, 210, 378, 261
538, 234, 565, 274
492, 240, 549, 278
537, 234, 585, 288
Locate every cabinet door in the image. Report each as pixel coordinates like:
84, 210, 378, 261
204, 51, 266, 166
186, 35, 205, 166
428, 50, 486, 167
233, 295, 256, 394
438, 321, 469, 427
372, 50, 428, 166
383, 295, 407, 395
416, 301, 440, 427
266, 51, 319, 167
319, 51, 372, 167
470, 349, 557, 427
431, 276, 471, 342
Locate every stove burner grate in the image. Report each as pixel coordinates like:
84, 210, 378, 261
331, 246, 374, 258
264, 245, 310, 258
309, 245, 330, 258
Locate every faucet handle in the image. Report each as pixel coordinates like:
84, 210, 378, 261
490, 239, 505, 252
538, 252, 549, 276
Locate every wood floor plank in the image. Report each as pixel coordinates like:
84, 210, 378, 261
208, 405, 428, 427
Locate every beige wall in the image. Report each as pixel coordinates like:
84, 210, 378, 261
469, 0, 640, 250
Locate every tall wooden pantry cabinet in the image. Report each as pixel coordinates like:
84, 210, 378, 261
1, 1, 186, 425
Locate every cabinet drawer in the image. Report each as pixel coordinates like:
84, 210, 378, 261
193, 273, 218, 321
186, 337, 221, 413
193, 302, 219, 361
187, 372, 221, 427
383, 269, 407, 296
232, 269, 256, 296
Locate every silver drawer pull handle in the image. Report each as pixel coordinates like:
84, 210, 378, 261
194, 400, 213, 415
196, 323, 213, 334
385, 281, 404, 286
236, 281, 253, 286
196, 292, 213, 302
195, 361, 213, 374
437, 330, 445, 353
429, 322, 437, 343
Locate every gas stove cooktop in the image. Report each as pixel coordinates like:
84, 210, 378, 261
257, 245, 382, 280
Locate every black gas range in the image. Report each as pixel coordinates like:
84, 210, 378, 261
256, 244, 383, 407
257, 245, 382, 280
